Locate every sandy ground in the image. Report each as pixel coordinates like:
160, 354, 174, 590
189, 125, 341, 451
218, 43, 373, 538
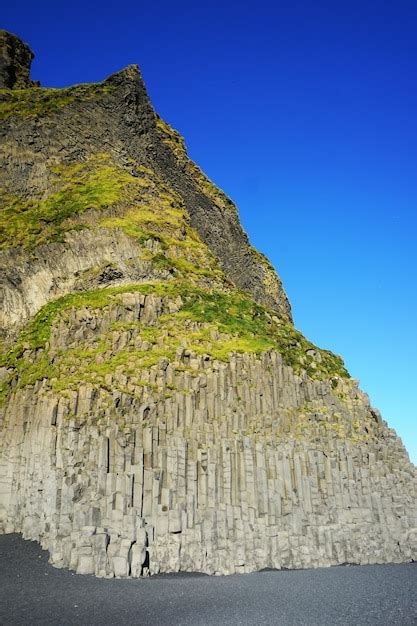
0, 534, 416, 625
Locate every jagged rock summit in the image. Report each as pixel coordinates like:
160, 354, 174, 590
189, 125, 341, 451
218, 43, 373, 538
0, 32, 416, 578
0, 30, 36, 89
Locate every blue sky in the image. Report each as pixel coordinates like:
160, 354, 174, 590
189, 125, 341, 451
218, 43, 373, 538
3, 1, 416, 463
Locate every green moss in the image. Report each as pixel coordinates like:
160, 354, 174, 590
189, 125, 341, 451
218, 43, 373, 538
155, 117, 237, 216
0, 281, 184, 371
155, 117, 187, 160
249, 245, 274, 271
98, 169, 224, 280
0, 82, 114, 121
196, 173, 237, 214
1, 140, 223, 281
1, 279, 349, 403
99, 202, 185, 244
178, 290, 348, 378
0, 154, 146, 249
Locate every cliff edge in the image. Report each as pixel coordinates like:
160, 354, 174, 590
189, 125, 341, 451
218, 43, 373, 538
0, 33, 416, 577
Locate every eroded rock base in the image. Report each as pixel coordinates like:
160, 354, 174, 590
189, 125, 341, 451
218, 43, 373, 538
1, 344, 416, 576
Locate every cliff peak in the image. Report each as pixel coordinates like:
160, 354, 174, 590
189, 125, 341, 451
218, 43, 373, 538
0, 30, 37, 89
0, 37, 292, 330
0, 32, 416, 579
105, 63, 143, 84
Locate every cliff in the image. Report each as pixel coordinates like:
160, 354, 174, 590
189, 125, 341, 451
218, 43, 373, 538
0, 32, 416, 577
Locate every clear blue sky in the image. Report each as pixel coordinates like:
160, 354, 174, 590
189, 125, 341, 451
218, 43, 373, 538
3, 1, 416, 463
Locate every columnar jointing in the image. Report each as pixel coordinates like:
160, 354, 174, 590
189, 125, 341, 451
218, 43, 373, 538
0, 31, 416, 577
1, 295, 416, 577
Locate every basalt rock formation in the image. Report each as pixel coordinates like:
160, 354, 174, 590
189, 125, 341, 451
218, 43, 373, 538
0, 30, 36, 90
0, 32, 416, 577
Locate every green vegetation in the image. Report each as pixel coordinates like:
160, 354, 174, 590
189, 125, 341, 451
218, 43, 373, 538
194, 169, 237, 215
98, 167, 224, 280
0, 82, 114, 121
0, 282, 183, 368
250, 245, 275, 272
178, 289, 348, 378
0, 280, 349, 401
0, 79, 350, 412
155, 117, 187, 160
155, 117, 237, 215
0, 146, 225, 283
0, 154, 147, 249
287, 401, 378, 444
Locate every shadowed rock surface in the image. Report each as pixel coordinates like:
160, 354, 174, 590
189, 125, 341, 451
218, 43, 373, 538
0, 58, 291, 337
0, 32, 416, 579
0, 30, 36, 89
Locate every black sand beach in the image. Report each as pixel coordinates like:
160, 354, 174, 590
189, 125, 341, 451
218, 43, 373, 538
1, 534, 416, 625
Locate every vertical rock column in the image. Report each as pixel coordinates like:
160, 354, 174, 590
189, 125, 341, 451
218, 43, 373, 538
0, 30, 36, 89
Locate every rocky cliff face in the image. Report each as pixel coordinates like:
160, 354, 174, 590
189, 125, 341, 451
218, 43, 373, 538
0, 58, 291, 339
0, 30, 36, 89
0, 32, 416, 577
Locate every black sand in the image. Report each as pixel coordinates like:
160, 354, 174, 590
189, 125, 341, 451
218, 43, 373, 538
1, 534, 416, 625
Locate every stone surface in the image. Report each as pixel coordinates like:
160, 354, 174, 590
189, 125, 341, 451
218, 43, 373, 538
0, 297, 416, 577
0, 35, 291, 334
0, 30, 36, 89
0, 229, 171, 334
0, 33, 416, 578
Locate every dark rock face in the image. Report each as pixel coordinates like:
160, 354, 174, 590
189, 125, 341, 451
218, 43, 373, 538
0, 38, 292, 332
0, 30, 36, 89
0, 31, 416, 581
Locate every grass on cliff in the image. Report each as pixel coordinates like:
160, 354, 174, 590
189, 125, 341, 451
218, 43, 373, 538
0, 280, 349, 400
156, 117, 288, 310
0, 82, 114, 121
0, 154, 148, 249
155, 117, 237, 216
0, 150, 225, 285
98, 169, 224, 280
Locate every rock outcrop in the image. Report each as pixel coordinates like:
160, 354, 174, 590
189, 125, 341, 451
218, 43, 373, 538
0, 59, 291, 339
0, 30, 36, 89
0, 32, 416, 577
